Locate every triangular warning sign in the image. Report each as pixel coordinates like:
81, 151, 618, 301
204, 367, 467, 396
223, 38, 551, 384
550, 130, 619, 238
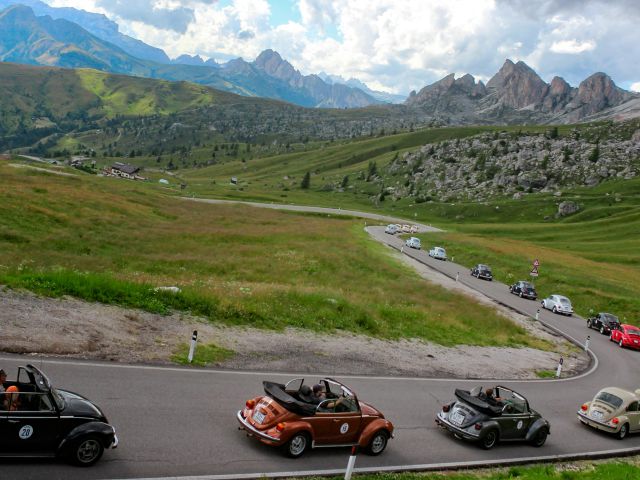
530, 266, 539, 277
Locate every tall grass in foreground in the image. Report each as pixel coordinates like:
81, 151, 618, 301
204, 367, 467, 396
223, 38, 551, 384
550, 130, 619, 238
310, 459, 640, 480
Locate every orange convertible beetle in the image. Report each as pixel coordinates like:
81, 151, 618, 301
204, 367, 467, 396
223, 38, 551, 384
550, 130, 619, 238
237, 378, 394, 457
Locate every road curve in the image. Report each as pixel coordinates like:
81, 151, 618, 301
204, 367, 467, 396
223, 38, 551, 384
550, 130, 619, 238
4, 200, 640, 480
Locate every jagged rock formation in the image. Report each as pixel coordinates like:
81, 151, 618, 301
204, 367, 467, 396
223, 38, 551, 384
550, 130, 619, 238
385, 120, 640, 202
406, 59, 640, 124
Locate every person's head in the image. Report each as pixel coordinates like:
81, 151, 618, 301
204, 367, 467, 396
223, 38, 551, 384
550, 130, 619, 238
312, 384, 323, 396
485, 388, 494, 397
0, 369, 6, 383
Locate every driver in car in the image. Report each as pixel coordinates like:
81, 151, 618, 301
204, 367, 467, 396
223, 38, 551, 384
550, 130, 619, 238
481, 388, 503, 407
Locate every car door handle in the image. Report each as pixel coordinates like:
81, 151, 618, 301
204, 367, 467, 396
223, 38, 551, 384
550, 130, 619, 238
8, 419, 21, 424
333, 419, 341, 422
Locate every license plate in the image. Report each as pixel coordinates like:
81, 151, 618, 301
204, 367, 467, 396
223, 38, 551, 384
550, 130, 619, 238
591, 410, 604, 420
252, 411, 266, 424
450, 411, 465, 425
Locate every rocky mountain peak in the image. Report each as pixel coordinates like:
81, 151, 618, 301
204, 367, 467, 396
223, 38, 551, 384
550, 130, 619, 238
253, 48, 300, 86
577, 72, 628, 107
487, 59, 548, 109
549, 76, 571, 96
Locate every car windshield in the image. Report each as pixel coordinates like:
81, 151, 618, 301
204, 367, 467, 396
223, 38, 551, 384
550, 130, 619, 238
595, 391, 624, 409
602, 313, 619, 323
50, 388, 65, 410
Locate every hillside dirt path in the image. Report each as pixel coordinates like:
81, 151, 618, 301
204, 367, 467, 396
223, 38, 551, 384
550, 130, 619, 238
0, 280, 586, 379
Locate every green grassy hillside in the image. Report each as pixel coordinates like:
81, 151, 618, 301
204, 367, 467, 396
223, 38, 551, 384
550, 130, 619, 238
0, 158, 546, 348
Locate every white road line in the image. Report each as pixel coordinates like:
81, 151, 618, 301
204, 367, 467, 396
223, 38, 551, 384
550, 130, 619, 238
0, 352, 597, 383
110, 446, 640, 480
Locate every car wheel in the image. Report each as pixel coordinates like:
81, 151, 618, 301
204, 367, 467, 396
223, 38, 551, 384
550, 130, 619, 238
530, 429, 548, 447
480, 429, 498, 450
519, 291, 523, 298
70, 435, 104, 467
283, 432, 310, 458
617, 423, 629, 440
552, 306, 557, 314
619, 339, 625, 349
366, 430, 389, 456
600, 326, 605, 334
587, 319, 592, 328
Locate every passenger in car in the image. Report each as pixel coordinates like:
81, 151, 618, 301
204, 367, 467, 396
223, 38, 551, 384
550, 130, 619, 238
4, 385, 20, 411
0, 369, 6, 394
310, 384, 326, 404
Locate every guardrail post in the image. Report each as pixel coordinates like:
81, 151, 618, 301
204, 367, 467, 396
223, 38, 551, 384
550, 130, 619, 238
556, 357, 563, 378
585, 335, 590, 352
188, 330, 198, 363
344, 445, 358, 480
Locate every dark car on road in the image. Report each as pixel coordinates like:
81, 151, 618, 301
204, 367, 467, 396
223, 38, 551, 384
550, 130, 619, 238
587, 312, 620, 335
436, 385, 550, 450
0, 365, 117, 466
509, 281, 537, 300
471, 264, 493, 281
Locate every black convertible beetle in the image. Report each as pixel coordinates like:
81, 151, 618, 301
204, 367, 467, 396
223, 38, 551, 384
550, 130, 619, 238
0, 364, 117, 466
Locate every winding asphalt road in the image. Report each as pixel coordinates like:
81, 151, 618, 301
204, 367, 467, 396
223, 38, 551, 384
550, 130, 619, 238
3, 200, 640, 480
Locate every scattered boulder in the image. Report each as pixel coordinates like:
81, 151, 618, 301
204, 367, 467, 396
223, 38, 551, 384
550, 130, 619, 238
557, 201, 580, 217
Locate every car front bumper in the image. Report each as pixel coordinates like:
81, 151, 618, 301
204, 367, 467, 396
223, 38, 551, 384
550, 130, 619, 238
577, 411, 619, 433
435, 413, 480, 441
236, 410, 282, 445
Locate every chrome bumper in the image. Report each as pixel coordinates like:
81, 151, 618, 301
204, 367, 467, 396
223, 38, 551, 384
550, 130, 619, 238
577, 411, 617, 432
236, 410, 280, 442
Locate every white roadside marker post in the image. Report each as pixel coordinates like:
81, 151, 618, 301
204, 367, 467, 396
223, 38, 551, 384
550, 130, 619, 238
455, 272, 459, 282
344, 445, 358, 480
585, 335, 590, 352
535, 309, 540, 321
556, 357, 564, 378
188, 330, 198, 363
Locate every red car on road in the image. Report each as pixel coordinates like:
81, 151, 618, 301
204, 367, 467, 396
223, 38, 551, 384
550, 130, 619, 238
611, 324, 640, 350
237, 377, 394, 458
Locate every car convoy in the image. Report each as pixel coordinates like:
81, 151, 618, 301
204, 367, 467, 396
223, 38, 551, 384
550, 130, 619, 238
3, 222, 638, 467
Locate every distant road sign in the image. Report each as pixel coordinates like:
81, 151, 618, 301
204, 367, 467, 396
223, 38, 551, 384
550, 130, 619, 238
530, 266, 539, 277
533, 259, 540, 267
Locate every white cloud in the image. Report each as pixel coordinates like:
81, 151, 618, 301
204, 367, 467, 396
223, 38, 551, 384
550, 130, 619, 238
631, 82, 640, 93
550, 39, 596, 54
41, 0, 640, 95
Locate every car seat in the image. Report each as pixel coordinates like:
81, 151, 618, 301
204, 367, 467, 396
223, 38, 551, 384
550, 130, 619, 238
298, 385, 314, 403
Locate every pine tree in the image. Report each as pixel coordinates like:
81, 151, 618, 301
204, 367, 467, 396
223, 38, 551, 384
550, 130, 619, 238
301, 171, 311, 189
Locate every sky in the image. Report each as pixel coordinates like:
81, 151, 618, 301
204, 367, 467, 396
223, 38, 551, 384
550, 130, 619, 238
47, 0, 640, 95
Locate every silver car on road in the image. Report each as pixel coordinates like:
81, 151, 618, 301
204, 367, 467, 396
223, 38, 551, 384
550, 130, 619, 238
541, 295, 573, 316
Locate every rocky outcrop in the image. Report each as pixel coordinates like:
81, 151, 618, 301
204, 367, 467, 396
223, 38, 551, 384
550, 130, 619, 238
557, 201, 580, 217
385, 120, 640, 202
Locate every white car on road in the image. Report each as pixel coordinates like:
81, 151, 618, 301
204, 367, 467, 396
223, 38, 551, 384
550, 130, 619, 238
405, 237, 421, 249
542, 295, 573, 316
385, 224, 399, 235
428, 246, 447, 261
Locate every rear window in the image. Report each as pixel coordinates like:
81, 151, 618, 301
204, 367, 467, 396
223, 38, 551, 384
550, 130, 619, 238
559, 298, 571, 305
595, 391, 624, 409
522, 282, 533, 289
626, 328, 640, 336
602, 313, 619, 323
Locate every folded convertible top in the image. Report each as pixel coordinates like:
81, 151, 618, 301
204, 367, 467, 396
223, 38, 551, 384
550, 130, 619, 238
455, 388, 502, 416
263, 381, 317, 416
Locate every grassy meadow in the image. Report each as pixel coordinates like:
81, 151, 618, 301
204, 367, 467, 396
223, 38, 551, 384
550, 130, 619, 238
312, 458, 640, 480
0, 159, 545, 348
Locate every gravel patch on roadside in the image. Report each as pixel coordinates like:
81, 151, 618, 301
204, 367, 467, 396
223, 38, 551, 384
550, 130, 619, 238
0, 287, 586, 379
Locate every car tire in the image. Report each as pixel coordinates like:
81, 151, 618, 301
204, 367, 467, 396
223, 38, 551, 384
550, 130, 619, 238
617, 423, 629, 440
552, 306, 557, 314
600, 326, 605, 334
283, 432, 310, 458
519, 291, 523, 298
365, 430, 389, 456
587, 319, 592, 328
480, 429, 498, 450
619, 339, 625, 349
530, 428, 548, 447
69, 435, 104, 467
